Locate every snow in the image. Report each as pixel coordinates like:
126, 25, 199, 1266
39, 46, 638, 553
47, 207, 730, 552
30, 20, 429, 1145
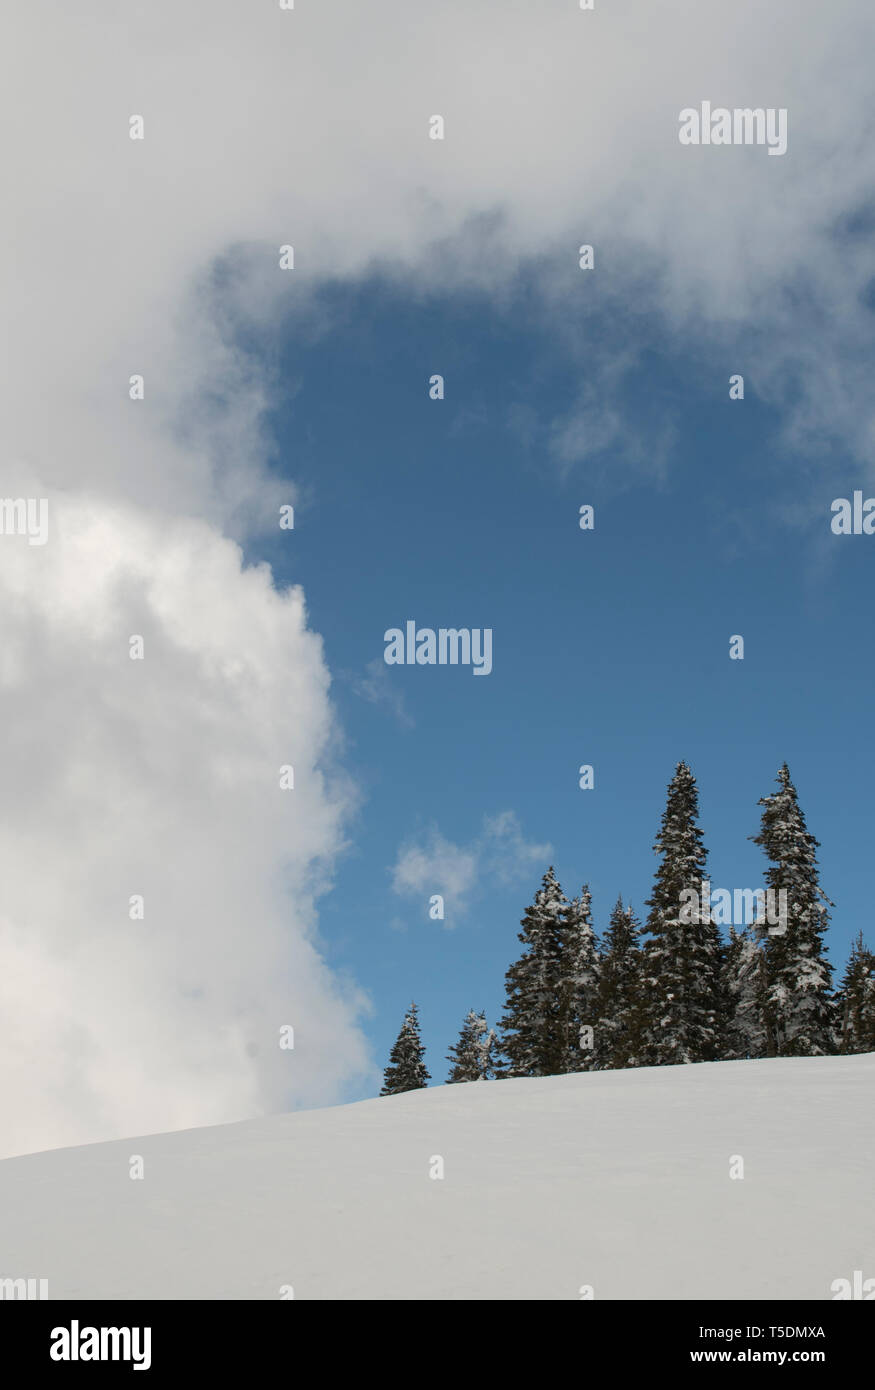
1, 1055, 872, 1300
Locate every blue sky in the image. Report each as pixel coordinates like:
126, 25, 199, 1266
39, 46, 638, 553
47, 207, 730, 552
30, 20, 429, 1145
250, 268, 873, 1092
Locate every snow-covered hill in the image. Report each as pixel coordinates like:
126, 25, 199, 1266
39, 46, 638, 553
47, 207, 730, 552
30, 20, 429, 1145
1, 1056, 872, 1300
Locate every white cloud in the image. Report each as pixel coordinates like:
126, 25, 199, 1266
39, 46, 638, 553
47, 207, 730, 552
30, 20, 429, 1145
391, 812, 551, 923
3, 1, 875, 531
0, 496, 372, 1157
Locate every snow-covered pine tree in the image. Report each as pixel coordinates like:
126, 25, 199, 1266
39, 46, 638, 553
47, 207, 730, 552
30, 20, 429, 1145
596, 897, 646, 1069
498, 867, 566, 1077
722, 925, 769, 1060
446, 1009, 496, 1082
751, 763, 835, 1057
836, 932, 875, 1054
380, 1001, 430, 1095
472, 1013, 496, 1080
558, 885, 601, 1071
642, 761, 725, 1065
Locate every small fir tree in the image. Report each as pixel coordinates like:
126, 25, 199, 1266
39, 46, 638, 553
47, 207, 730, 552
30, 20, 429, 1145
499, 867, 566, 1077
642, 761, 724, 1064
446, 1009, 496, 1082
380, 1001, 430, 1095
722, 925, 769, 1060
836, 932, 875, 1054
558, 885, 601, 1071
751, 764, 835, 1057
596, 897, 647, 1069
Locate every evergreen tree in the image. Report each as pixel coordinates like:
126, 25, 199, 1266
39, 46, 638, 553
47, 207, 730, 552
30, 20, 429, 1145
558, 885, 601, 1071
498, 867, 566, 1077
380, 1001, 430, 1095
642, 761, 725, 1065
596, 897, 647, 1069
446, 1009, 496, 1082
722, 925, 769, 1060
836, 932, 875, 1054
751, 763, 835, 1057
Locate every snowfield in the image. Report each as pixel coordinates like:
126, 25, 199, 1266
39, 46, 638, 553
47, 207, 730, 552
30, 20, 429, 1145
1, 1055, 872, 1300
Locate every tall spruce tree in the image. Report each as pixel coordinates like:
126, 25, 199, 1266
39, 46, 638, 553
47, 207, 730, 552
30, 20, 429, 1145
558, 885, 601, 1071
836, 932, 875, 1054
380, 1001, 430, 1095
751, 764, 835, 1057
499, 867, 566, 1077
642, 761, 724, 1065
446, 1009, 496, 1082
596, 897, 647, 1069
722, 925, 769, 1060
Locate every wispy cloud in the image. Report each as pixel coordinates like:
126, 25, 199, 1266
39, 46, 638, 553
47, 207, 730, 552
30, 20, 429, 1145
391, 812, 552, 926
350, 658, 414, 729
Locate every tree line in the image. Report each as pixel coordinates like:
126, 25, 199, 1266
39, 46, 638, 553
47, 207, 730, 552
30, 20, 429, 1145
380, 761, 875, 1094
